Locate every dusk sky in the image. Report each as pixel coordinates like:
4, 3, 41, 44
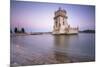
11, 1, 95, 32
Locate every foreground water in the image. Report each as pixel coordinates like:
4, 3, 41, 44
10, 33, 95, 66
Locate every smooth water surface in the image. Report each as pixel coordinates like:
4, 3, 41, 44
10, 33, 95, 66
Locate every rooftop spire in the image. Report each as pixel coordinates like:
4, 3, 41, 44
59, 7, 61, 10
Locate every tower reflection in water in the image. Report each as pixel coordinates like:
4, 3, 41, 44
53, 35, 74, 63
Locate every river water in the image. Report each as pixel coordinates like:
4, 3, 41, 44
10, 33, 95, 66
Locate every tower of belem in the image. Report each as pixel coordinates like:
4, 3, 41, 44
53, 7, 78, 34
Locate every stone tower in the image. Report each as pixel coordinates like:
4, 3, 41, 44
53, 7, 78, 34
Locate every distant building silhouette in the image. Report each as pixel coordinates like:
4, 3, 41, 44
14, 27, 25, 33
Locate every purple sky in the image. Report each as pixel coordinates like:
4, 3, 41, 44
11, 1, 95, 32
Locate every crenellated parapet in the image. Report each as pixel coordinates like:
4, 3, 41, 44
54, 7, 67, 19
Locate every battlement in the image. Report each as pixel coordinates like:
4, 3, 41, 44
54, 7, 67, 19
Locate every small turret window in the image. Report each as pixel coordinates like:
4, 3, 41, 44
56, 22, 57, 27
59, 23, 61, 27
63, 22, 64, 25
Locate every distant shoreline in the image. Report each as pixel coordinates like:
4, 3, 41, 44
10, 29, 95, 36
79, 30, 95, 33
10, 32, 95, 36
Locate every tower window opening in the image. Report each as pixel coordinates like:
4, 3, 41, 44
63, 22, 64, 25
55, 21, 57, 27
